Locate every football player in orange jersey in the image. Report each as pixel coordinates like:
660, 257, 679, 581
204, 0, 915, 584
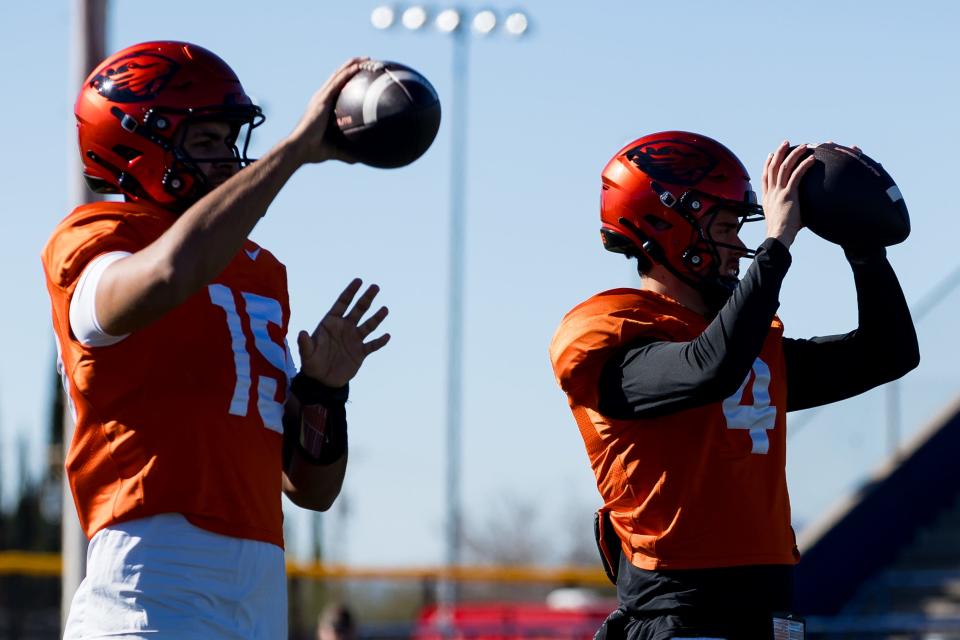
42, 42, 389, 638
549, 132, 919, 639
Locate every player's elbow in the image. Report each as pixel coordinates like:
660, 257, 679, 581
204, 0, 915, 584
878, 326, 920, 382
902, 342, 921, 373
905, 326, 921, 369
868, 343, 920, 389
889, 339, 920, 380
282, 454, 347, 512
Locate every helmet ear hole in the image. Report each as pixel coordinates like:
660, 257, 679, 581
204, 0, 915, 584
599, 229, 655, 273
600, 228, 638, 256
83, 174, 121, 194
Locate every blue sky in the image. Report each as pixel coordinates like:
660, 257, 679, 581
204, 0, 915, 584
1, 1, 959, 566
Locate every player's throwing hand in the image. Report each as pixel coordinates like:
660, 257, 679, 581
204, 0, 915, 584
289, 57, 369, 165
297, 278, 390, 387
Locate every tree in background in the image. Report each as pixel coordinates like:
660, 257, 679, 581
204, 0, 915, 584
465, 493, 598, 567
0, 368, 63, 638
461, 493, 610, 604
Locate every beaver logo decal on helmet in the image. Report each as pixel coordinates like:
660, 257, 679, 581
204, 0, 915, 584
91, 53, 180, 103
626, 139, 718, 187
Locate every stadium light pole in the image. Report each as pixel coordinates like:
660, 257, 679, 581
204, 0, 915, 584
64, 0, 107, 630
370, 4, 530, 611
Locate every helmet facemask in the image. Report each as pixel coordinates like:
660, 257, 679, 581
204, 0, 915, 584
620, 182, 764, 311
694, 199, 765, 311
632, 182, 765, 312
121, 104, 264, 211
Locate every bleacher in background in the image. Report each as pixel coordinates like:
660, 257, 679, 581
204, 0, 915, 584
796, 394, 960, 638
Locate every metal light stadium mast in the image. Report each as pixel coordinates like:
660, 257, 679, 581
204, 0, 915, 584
370, 3, 530, 614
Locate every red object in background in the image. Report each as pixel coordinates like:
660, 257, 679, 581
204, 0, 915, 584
413, 601, 612, 640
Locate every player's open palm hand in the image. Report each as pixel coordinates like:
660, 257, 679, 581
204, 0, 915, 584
297, 279, 390, 388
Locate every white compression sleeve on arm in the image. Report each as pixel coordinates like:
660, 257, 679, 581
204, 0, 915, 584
69, 251, 133, 347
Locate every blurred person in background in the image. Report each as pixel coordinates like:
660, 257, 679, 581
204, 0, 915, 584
549, 132, 918, 639
43, 41, 389, 639
318, 602, 358, 640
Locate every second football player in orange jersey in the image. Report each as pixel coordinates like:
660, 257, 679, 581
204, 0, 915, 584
43, 42, 389, 639
550, 132, 919, 639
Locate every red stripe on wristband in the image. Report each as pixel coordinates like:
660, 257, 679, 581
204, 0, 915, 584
300, 404, 330, 459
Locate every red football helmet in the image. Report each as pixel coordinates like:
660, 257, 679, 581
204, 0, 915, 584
75, 41, 264, 209
600, 131, 763, 300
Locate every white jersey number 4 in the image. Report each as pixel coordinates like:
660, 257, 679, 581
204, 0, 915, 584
722, 357, 777, 454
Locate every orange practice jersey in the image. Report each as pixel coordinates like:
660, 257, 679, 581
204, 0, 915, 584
42, 201, 292, 547
550, 288, 797, 571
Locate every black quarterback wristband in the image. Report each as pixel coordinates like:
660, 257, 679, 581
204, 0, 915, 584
297, 404, 347, 465
290, 374, 349, 465
290, 373, 350, 405
843, 244, 887, 266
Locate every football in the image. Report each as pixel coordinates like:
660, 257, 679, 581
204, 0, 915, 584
334, 60, 441, 169
797, 143, 910, 247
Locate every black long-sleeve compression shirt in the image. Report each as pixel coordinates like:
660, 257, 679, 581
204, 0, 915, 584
597, 238, 920, 419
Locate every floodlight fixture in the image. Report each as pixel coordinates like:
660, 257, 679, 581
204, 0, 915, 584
504, 12, 529, 36
402, 5, 428, 30
435, 8, 461, 33
370, 5, 395, 30
472, 10, 497, 35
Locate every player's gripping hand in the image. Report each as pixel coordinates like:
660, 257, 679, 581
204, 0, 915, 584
288, 57, 369, 165
761, 140, 815, 249
297, 278, 390, 388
